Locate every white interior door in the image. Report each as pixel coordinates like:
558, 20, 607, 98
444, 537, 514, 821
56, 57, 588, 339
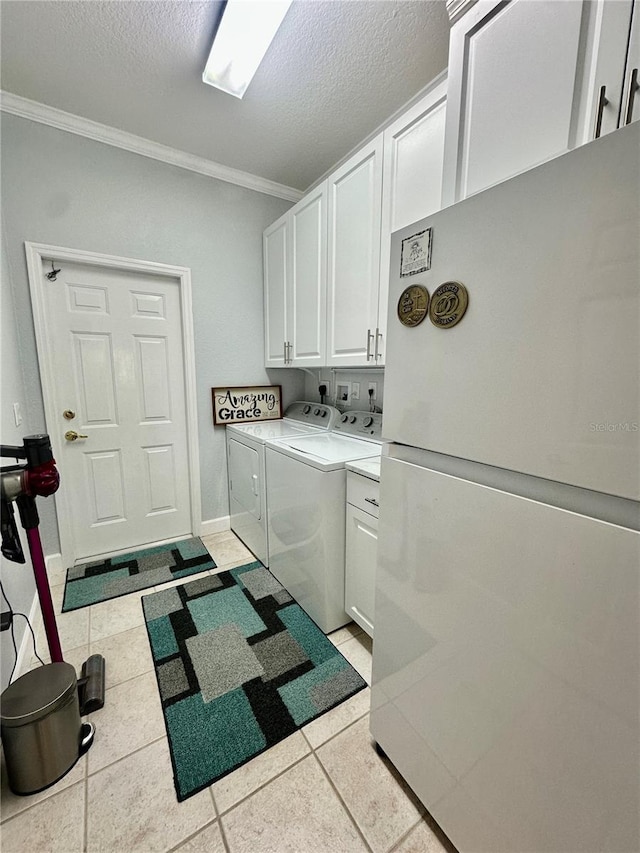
38, 257, 193, 562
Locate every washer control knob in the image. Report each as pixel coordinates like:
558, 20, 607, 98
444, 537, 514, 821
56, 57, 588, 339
349, 416, 357, 424
341, 415, 349, 423
314, 408, 320, 416
303, 405, 311, 414
363, 417, 374, 428
320, 410, 327, 417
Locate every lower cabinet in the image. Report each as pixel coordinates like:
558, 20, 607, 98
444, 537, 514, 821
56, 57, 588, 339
345, 471, 379, 637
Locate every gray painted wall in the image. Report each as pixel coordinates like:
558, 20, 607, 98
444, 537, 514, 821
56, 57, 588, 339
1, 114, 303, 563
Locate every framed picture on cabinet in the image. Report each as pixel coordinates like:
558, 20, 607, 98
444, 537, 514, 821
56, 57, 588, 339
212, 385, 282, 425
400, 228, 432, 277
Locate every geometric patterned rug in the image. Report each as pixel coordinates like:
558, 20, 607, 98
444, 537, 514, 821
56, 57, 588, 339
62, 537, 216, 612
141, 561, 367, 801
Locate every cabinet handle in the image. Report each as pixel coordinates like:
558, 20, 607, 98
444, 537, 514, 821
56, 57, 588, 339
593, 85, 609, 139
374, 327, 382, 361
364, 497, 379, 507
366, 329, 374, 361
624, 68, 638, 126
287, 341, 292, 363
283, 341, 287, 363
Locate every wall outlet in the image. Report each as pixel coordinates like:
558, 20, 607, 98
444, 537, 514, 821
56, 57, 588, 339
320, 377, 332, 399
368, 382, 377, 400
335, 381, 351, 404
351, 382, 360, 400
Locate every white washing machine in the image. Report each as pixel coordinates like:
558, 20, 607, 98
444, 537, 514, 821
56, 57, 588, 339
265, 412, 383, 633
226, 402, 338, 566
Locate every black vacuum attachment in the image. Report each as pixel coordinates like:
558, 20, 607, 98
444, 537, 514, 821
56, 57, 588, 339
78, 654, 106, 714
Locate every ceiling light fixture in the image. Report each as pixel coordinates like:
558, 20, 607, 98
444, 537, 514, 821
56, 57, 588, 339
202, 0, 293, 99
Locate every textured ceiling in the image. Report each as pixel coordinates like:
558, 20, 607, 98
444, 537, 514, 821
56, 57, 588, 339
0, 0, 450, 192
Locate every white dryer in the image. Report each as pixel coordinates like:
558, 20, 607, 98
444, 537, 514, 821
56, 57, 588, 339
265, 412, 383, 633
226, 402, 338, 566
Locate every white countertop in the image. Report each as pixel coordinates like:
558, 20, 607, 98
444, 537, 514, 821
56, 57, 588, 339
345, 457, 381, 482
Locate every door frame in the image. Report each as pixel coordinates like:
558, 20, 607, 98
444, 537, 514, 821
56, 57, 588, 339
25, 241, 202, 567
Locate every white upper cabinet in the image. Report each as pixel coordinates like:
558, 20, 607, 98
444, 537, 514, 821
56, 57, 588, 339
326, 135, 384, 367
442, 0, 637, 206
289, 183, 327, 367
263, 214, 288, 367
379, 78, 447, 357
582, 0, 636, 139
621, 1, 640, 127
263, 183, 327, 368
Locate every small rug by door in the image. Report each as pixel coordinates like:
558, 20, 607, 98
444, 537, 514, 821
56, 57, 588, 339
62, 538, 216, 612
142, 561, 367, 801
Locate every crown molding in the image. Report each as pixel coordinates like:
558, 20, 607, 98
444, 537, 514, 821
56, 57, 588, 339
446, 0, 479, 25
0, 91, 303, 203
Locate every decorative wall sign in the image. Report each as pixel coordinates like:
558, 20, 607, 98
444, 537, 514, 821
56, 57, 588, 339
429, 282, 469, 328
400, 228, 432, 277
212, 385, 282, 425
397, 284, 430, 327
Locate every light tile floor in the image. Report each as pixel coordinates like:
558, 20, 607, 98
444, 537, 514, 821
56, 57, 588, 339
1, 531, 453, 853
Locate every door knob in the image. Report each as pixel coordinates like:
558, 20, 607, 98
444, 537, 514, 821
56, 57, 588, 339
64, 430, 88, 442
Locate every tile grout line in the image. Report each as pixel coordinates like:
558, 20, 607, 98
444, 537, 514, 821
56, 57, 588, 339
0, 776, 86, 829
210, 789, 233, 853
386, 816, 424, 853
310, 751, 375, 853
211, 693, 371, 822
301, 699, 370, 752
213, 750, 311, 819
165, 818, 221, 853
85, 732, 167, 781
83, 756, 89, 853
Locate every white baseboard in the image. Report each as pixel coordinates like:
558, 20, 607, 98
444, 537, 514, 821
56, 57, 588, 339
45, 552, 65, 586
200, 516, 231, 537
13, 552, 64, 680
14, 591, 42, 680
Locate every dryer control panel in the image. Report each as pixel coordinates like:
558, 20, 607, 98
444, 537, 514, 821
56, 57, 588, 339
285, 402, 339, 429
332, 411, 383, 441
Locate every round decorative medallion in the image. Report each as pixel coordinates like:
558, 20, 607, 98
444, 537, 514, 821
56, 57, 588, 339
397, 284, 430, 327
429, 281, 469, 328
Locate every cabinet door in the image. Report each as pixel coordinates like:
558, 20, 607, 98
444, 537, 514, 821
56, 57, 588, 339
263, 214, 289, 367
621, 1, 640, 128
345, 504, 378, 637
327, 135, 383, 367
289, 182, 327, 367
580, 0, 634, 140
379, 79, 447, 364
442, 0, 587, 205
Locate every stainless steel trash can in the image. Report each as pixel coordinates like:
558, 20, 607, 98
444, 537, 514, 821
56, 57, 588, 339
1, 662, 92, 795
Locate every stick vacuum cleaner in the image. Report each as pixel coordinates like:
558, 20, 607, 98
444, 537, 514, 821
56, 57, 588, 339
0, 435, 106, 715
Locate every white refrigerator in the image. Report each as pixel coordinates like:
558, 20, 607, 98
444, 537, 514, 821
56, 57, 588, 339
371, 122, 639, 853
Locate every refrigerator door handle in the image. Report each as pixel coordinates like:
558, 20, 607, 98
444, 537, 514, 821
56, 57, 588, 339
375, 327, 382, 361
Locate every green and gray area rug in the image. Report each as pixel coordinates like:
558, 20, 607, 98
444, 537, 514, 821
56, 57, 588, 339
142, 562, 367, 801
62, 537, 216, 612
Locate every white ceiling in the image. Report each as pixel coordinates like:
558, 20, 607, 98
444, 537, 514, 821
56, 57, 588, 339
0, 1, 450, 193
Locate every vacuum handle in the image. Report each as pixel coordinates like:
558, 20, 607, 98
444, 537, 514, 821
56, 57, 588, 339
0, 445, 26, 460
